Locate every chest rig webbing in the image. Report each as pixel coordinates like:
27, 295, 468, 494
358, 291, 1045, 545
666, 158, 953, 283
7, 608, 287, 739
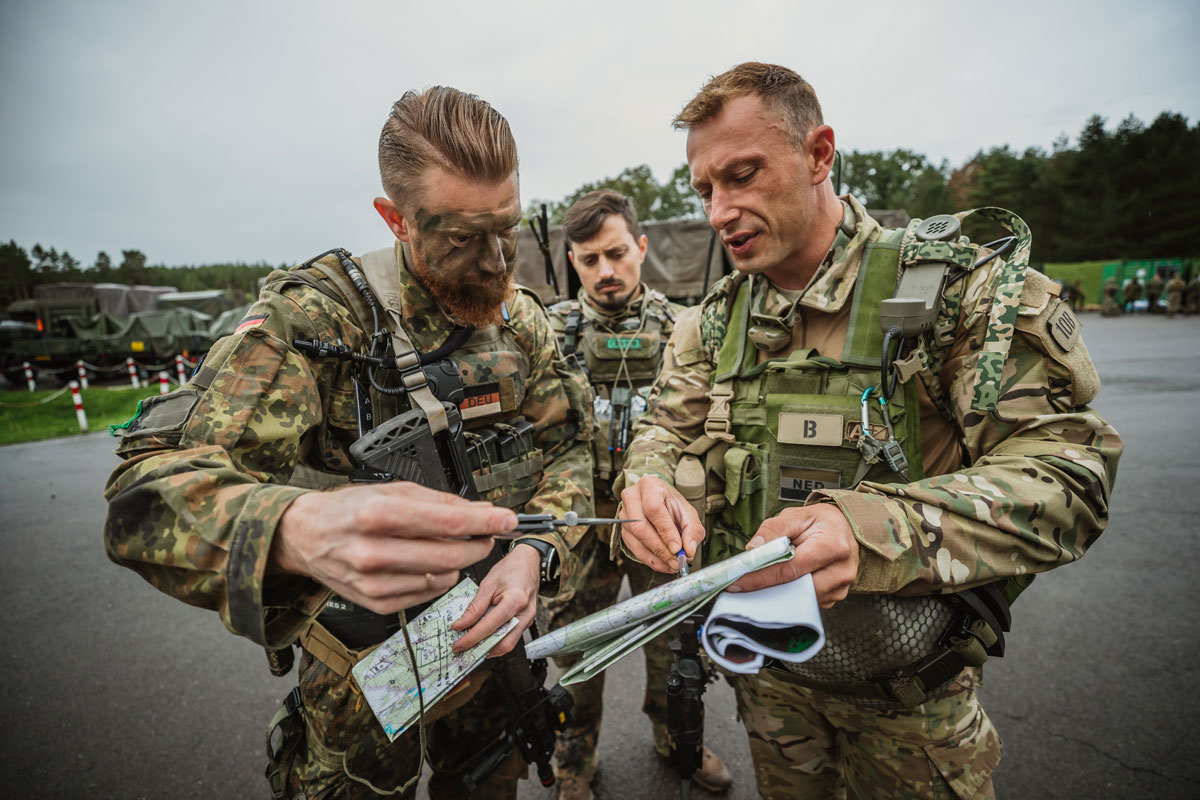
679, 220, 1017, 708
560, 290, 672, 485
268, 247, 545, 664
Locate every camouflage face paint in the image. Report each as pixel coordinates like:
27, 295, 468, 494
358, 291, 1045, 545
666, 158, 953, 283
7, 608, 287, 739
409, 209, 522, 328
413, 209, 520, 279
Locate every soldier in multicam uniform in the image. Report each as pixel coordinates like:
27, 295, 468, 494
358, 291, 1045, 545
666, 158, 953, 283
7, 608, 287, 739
1101, 275, 1121, 316
103, 87, 594, 799
1185, 272, 1200, 315
1146, 270, 1164, 313
1165, 272, 1186, 318
543, 190, 732, 799
617, 63, 1122, 800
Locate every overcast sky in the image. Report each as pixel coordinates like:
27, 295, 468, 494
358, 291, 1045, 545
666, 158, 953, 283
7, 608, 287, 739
2, 0, 1197, 267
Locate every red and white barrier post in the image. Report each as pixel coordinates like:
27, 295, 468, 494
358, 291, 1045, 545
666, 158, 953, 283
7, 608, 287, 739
159, 371, 169, 395
126, 357, 141, 388
70, 380, 88, 432
175, 354, 186, 385
77, 360, 89, 390
22, 361, 35, 392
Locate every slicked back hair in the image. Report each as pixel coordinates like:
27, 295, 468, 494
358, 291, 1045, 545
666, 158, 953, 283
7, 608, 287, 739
563, 190, 640, 245
378, 86, 518, 208
674, 62, 823, 152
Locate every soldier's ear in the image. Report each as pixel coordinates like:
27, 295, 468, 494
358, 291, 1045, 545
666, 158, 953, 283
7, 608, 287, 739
637, 234, 648, 262
374, 197, 412, 243
567, 249, 576, 268
805, 125, 836, 185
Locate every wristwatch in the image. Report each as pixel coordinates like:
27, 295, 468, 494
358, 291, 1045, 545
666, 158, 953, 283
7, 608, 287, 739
510, 537, 562, 594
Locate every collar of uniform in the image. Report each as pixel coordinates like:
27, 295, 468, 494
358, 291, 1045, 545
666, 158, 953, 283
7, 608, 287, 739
760, 194, 882, 316
394, 243, 466, 350
576, 282, 648, 331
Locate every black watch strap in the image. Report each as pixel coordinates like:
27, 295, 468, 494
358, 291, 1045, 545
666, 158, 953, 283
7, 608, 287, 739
511, 537, 561, 593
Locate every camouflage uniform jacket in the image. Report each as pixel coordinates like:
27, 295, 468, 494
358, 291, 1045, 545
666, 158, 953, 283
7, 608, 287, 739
621, 197, 1122, 596
103, 245, 594, 649
548, 285, 684, 491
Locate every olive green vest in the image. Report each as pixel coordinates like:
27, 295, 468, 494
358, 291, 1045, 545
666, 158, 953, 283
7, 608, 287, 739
704, 227, 923, 563
559, 291, 672, 483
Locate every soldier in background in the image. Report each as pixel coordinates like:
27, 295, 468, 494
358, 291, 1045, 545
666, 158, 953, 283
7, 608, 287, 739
103, 86, 594, 799
544, 190, 733, 800
1147, 270, 1164, 313
1123, 276, 1143, 313
1102, 275, 1121, 316
1165, 272, 1186, 318
1186, 272, 1200, 315
618, 62, 1121, 799
1071, 278, 1085, 312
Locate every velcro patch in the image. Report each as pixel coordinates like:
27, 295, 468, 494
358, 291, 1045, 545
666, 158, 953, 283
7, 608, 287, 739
846, 421, 890, 442
234, 314, 268, 334
778, 412, 843, 446
461, 382, 502, 420
779, 467, 841, 501
1047, 303, 1080, 351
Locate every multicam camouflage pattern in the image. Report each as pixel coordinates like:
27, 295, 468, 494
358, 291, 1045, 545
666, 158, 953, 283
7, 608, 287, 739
1166, 274, 1186, 317
548, 285, 680, 484
544, 285, 681, 779
732, 667, 999, 800
621, 201, 1121, 796
103, 246, 594, 795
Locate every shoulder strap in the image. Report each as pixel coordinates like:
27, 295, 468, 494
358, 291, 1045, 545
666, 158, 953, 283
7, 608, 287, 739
358, 246, 449, 434
562, 300, 584, 356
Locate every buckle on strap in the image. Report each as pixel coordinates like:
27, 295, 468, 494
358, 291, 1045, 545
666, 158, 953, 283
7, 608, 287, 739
704, 382, 735, 441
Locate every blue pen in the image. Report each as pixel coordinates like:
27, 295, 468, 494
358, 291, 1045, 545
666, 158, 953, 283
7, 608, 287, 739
676, 548, 689, 577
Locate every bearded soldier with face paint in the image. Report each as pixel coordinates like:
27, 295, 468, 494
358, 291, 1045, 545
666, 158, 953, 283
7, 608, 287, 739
103, 87, 594, 799
618, 64, 1122, 799
542, 191, 732, 799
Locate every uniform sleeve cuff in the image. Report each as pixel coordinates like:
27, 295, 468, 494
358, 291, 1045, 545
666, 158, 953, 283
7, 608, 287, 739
807, 489, 913, 593
226, 483, 330, 647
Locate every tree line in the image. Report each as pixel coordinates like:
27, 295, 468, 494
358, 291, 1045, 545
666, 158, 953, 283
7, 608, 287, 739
528, 110, 1199, 265
0, 243, 278, 308
5, 109, 1195, 310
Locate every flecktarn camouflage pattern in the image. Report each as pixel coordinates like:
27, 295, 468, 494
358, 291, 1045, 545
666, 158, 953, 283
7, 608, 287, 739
103, 246, 594, 797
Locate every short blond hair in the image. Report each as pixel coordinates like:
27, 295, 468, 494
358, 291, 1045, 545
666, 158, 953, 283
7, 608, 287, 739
378, 86, 518, 207
674, 62, 823, 151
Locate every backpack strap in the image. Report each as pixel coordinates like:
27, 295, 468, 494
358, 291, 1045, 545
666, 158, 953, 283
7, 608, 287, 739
358, 246, 449, 434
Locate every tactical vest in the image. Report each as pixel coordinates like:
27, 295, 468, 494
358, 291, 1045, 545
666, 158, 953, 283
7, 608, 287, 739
264, 246, 546, 658
558, 290, 672, 484
681, 219, 1021, 708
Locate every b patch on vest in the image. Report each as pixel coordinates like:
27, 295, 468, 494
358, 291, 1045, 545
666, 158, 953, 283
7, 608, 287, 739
778, 412, 843, 446
779, 467, 841, 501
606, 336, 643, 350
1047, 303, 1080, 351
461, 382, 502, 420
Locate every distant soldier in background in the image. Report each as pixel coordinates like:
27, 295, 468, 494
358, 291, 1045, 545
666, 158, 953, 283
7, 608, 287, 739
1123, 277, 1142, 314
1165, 273, 1186, 318
1186, 272, 1200, 315
1146, 271, 1164, 314
1102, 276, 1121, 316
1071, 278, 1085, 312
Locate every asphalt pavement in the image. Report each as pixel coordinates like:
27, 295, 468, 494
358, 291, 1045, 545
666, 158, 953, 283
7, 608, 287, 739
1, 312, 1196, 799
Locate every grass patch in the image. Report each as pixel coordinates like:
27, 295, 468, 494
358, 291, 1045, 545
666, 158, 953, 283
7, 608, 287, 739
1042, 261, 1108, 306
0, 385, 154, 445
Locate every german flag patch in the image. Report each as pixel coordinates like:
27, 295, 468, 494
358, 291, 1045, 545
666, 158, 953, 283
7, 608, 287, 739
235, 314, 269, 334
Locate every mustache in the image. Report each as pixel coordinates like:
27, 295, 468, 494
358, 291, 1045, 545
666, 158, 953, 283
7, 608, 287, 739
595, 279, 623, 289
